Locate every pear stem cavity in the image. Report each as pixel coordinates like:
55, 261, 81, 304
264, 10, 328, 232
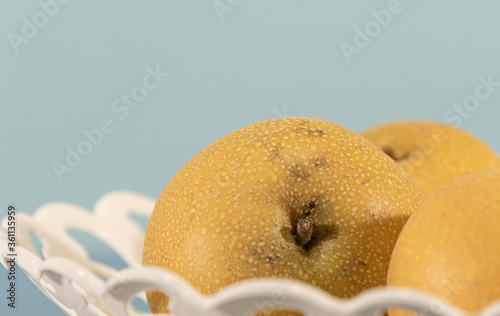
382, 146, 410, 162
295, 217, 313, 246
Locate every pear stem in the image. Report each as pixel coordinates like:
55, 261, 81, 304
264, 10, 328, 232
296, 217, 313, 246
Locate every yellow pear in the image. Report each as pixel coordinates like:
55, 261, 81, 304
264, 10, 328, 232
143, 117, 424, 315
361, 120, 500, 195
387, 168, 500, 315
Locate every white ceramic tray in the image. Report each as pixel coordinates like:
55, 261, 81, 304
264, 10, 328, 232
1, 191, 500, 316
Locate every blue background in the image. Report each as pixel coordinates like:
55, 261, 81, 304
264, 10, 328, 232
2, 0, 500, 315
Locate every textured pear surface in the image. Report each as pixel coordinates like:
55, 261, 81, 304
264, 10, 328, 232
361, 120, 500, 195
388, 169, 500, 315
143, 117, 424, 314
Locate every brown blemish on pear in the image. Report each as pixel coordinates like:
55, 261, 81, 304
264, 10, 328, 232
290, 164, 311, 181
306, 129, 325, 137
311, 157, 328, 168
